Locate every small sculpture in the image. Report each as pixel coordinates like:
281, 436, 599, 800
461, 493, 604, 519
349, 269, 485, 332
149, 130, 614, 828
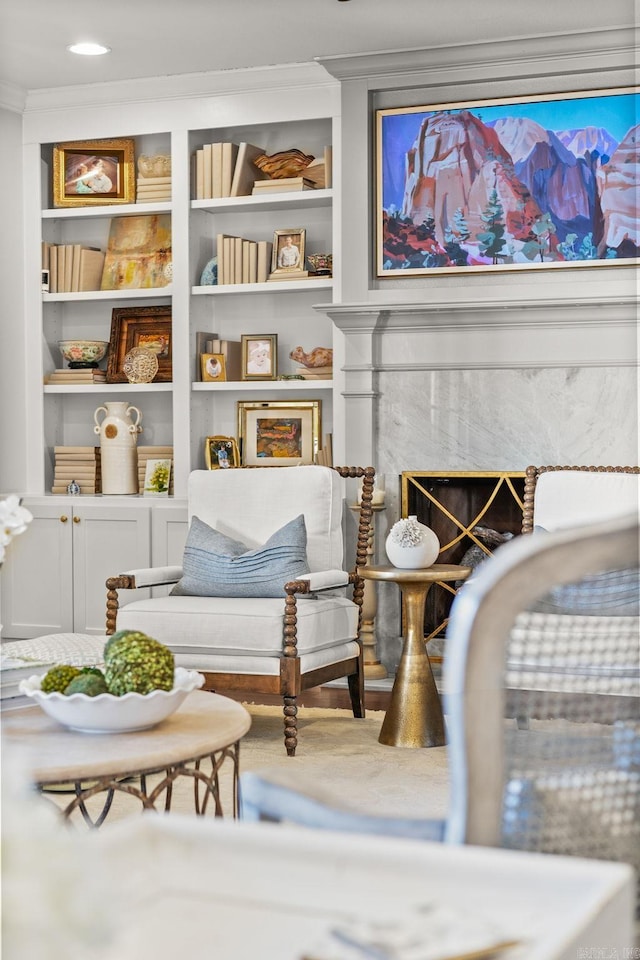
137, 154, 171, 178
289, 345, 333, 369
254, 149, 314, 179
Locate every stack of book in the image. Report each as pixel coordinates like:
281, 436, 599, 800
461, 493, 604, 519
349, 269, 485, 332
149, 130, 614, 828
136, 176, 171, 203
46, 368, 107, 385
52, 446, 101, 495
138, 446, 174, 494
194, 141, 270, 199
216, 234, 272, 285
315, 434, 333, 467
42, 242, 105, 293
251, 176, 316, 195
294, 365, 333, 380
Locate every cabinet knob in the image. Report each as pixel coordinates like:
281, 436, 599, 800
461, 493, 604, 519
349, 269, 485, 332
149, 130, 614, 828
73, 515, 81, 524
60, 515, 68, 523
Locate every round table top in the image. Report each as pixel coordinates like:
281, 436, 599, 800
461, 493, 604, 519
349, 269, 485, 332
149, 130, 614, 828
2, 691, 251, 785
357, 563, 472, 584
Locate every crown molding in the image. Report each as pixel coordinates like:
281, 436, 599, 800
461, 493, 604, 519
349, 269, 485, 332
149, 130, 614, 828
316, 25, 639, 85
0, 81, 27, 114
23, 60, 336, 114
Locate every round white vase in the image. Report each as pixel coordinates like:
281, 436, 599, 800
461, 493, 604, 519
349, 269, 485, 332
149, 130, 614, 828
94, 402, 142, 495
385, 516, 440, 569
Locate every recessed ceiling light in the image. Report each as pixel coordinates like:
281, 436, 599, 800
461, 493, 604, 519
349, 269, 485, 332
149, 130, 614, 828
67, 42, 111, 56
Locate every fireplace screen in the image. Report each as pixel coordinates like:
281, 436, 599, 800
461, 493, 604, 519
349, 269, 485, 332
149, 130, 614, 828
400, 471, 526, 660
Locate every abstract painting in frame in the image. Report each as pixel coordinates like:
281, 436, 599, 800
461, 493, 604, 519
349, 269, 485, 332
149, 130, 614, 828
238, 400, 321, 467
376, 87, 639, 277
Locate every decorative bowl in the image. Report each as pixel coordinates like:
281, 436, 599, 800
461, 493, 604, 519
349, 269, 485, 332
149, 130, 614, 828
58, 340, 109, 369
306, 253, 333, 276
19, 668, 205, 733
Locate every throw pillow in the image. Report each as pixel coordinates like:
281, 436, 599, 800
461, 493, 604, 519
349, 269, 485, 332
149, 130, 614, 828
171, 514, 310, 598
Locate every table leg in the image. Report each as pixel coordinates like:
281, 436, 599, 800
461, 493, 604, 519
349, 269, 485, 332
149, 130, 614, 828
378, 580, 446, 748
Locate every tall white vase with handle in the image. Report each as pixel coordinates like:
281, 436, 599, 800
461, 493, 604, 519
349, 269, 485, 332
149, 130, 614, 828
94, 402, 142, 495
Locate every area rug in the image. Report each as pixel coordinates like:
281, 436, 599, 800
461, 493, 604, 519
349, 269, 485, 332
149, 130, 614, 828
47, 703, 450, 826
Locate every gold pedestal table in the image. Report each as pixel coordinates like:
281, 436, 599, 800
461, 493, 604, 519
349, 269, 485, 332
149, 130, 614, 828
358, 563, 471, 748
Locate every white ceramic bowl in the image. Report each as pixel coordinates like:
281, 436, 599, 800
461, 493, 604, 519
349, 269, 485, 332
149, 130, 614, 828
58, 340, 109, 366
19, 668, 205, 733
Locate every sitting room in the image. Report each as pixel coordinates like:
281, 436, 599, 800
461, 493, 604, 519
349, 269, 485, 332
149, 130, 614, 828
1, 1, 638, 957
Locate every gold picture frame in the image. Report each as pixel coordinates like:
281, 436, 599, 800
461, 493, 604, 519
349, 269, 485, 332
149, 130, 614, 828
238, 399, 321, 467
270, 228, 306, 275
241, 334, 277, 381
52, 138, 136, 208
205, 436, 240, 470
201, 353, 227, 382
106, 305, 172, 383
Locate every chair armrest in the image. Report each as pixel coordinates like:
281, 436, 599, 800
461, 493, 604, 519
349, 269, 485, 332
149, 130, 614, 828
297, 569, 351, 591
118, 565, 183, 589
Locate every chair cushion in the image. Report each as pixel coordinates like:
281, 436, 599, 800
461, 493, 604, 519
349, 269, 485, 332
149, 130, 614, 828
171, 514, 309, 598
533, 471, 640, 532
116, 594, 359, 662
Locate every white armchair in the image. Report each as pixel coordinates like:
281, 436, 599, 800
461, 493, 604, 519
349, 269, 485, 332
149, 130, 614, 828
106, 465, 375, 755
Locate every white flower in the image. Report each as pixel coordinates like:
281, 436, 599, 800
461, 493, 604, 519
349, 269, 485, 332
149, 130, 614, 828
389, 516, 425, 547
0, 495, 33, 564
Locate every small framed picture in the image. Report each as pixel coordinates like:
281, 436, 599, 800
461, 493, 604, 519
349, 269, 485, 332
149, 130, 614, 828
205, 436, 240, 470
106, 305, 172, 383
201, 353, 227, 382
41, 269, 50, 292
52, 138, 136, 208
241, 334, 277, 381
270, 229, 306, 275
238, 399, 321, 467
143, 458, 172, 496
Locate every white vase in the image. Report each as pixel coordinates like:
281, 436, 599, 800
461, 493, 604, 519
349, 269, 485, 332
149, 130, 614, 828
93, 402, 142, 495
385, 515, 440, 569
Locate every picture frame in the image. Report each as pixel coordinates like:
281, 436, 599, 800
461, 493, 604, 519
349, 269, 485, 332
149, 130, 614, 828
201, 353, 227, 382
143, 458, 172, 496
52, 138, 136, 208
238, 400, 321, 467
376, 86, 639, 277
241, 334, 277, 381
106, 305, 172, 383
270, 228, 306, 275
205, 436, 240, 470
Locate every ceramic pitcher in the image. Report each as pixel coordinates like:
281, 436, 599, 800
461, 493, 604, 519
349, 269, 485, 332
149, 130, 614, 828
94, 402, 142, 495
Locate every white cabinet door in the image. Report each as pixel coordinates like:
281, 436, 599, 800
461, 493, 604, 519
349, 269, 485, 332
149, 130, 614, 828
72, 503, 152, 635
150, 502, 188, 597
0, 502, 74, 638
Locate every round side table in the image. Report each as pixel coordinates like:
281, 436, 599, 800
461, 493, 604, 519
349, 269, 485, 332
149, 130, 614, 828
358, 563, 471, 748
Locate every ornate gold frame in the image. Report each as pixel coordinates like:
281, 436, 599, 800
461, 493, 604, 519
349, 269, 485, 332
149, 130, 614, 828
52, 138, 135, 208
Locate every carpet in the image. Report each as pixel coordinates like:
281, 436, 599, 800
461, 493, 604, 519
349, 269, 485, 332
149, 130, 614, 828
47, 703, 450, 826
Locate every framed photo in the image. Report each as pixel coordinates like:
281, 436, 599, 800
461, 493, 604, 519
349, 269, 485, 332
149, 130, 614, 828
201, 353, 227, 382
270, 228, 306, 274
143, 458, 172, 496
205, 436, 240, 470
106, 305, 172, 383
52, 138, 135, 208
241, 334, 277, 380
376, 86, 639, 277
238, 400, 321, 467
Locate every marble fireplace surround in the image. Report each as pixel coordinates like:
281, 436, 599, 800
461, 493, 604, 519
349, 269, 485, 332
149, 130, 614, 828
319, 291, 639, 671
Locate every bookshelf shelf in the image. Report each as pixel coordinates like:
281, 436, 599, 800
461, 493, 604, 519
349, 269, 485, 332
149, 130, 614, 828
44, 382, 174, 394
191, 189, 332, 214
43, 287, 172, 303
192, 279, 332, 296
42, 202, 173, 220
192, 379, 333, 392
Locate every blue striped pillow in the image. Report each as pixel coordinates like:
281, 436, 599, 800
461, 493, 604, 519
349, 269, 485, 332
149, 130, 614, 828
171, 514, 309, 598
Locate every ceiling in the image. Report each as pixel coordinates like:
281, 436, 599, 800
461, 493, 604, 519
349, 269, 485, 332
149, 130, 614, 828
1, 0, 636, 94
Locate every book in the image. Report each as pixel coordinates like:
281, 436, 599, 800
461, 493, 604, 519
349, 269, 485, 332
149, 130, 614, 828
242, 239, 251, 284
268, 269, 309, 281
101, 214, 172, 291
295, 365, 333, 377
251, 176, 315, 193
54, 445, 99, 454
49, 244, 57, 293
230, 142, 267, 197
211, 142, 223, 198
221, 142, 239, 197
233, 236, 243, 284
57, 243, 66, 292
195, 148, 204, 199
210, 338, 241, 380
248, 241, 258, 283
63, 243, 73, 292
78, 248, 105, 292
256, 240, 272, 284
70, 243, 82, 292
203, 143, 213, 199
137, 176, 172, 185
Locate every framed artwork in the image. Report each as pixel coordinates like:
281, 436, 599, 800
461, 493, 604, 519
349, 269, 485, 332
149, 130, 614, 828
376, 86, 639, 277
106, 305, 172, 383
100, 214, 172, 290
201, 353, 227, 382
143, 458, 172, 496
52, 138, 135, 208
270, 228, 306, 275
241, 334, 277, 380
238, 400, 321, 467
205, 436, 240, 470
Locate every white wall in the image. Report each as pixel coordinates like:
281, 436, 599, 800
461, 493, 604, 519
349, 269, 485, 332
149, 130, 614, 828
0, 105, 26, 494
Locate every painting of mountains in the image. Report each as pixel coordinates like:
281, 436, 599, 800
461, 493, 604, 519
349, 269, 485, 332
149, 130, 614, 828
376, 87, 639, 276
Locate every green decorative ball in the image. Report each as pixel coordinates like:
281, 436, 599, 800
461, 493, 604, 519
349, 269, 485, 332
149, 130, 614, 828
65, 672, 109, 697
104, 630, 174, 696
41, 664, 82, 694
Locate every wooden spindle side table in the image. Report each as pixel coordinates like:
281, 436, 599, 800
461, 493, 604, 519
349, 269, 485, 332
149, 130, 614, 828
357, 563, 471, 748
